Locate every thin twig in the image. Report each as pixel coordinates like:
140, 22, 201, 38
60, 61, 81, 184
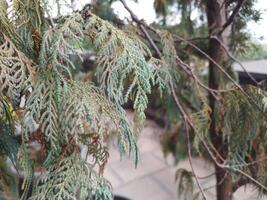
172, 34, 243, 91
202, 172, 228, 192
230, 157, 267, 168
43, 1, 55, 28
171, 82, 208, 200
211, 35, 258, 85
119, 0, 231, 97
172, 34, 267, 116
174, 35, 259, 85
119, 0, 162, 58
171, 82, 267, 192
218, 0, 246, 35
197, 172, 216, 179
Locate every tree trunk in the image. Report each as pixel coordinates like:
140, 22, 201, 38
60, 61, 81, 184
206, 1, 233, 200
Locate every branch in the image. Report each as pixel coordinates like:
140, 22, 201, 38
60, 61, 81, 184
232, 177, 249, 192
119, 0, 232, 97
172, 34, 267, 117
210, 35, 258, 85
218, 0, 246, 35
172, 34, 242, 91
172, 85, 267, 192
202, 172, 229, 192
170, 82, 208, 200
119, 0, 162, 58
173, 34, 259, 85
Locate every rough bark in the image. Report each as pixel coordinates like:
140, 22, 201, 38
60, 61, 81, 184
206, 0, 233, 200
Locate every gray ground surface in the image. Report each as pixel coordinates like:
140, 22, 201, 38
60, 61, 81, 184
106, 115, 267, 200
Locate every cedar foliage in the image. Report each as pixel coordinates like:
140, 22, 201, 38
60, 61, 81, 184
0, 0, 171, 199
0, 0, 267, 200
